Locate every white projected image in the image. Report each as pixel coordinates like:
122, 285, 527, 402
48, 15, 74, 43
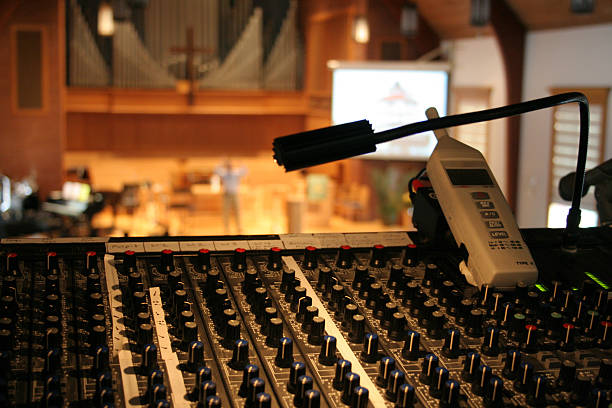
332, 66, 448, 160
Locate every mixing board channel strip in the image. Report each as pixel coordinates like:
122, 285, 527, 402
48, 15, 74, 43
215, 253, 291, 407
281, 255, 386, 407
178, 254, 246, 408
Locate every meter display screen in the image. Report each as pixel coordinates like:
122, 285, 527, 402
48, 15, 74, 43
446, 168, 493, 186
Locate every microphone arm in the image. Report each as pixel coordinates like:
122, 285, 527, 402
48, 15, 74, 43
273, 92, 590, 249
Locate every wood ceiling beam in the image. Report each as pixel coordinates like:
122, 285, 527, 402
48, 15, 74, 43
490, 0, 526, 211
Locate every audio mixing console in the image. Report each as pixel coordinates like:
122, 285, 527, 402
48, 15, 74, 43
1, 228, 612, 408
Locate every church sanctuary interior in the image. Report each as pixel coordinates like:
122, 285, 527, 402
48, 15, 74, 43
5, 2, 612, 408
1, 0, 611, 238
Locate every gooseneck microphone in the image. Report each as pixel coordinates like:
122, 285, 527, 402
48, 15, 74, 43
273, 92, 590, 249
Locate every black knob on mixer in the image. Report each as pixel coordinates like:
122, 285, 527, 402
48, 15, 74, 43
336, 245, 353, 269
455, 299, 473, 326
6, 253, 19, 275
303, 389, 320, 408
341, 303, 358, 329
319, 335, 338, 366
586, 388, 608, 408
462, 351, 480, 382
261, 307, 277, 335
316, 266, 331, 292
366, 282, 382, 310
438, 280, 455, 304
294, 375, 314, 407
45, 328, 61, 349
382, 302, 398, 328
303, 246, 318, 270
528, 374, 548, 406
86, 272, 100, 294
266, 247, 282, 271
224, 320, 241, 349
159, 249, 174, 273
44, 348, 61, 374
389, 312, 406, 341
352, 386, 369, 408
349, 314, 365, 343
288, 361, 306, 394
187, 341, 205, 371
596, 358, 612, 389
175, 319, 194, 345
231, 248, 247, 272
482, 326, 500, 356
473, 364, 492, 396
466, 309, 484, 337
557, 360, 576, 391
330, 285, 344, 312
297, 296, 313, 322
442, 328, 461, 358
0, 329, 13, 351
242, 269, 258, 296
197, 381, 217, 405
45, 274, 60, 295
488, 292, 504, 317
572, 374, 592, 405
503, 349, 521, 379
228, 339, 249, 370
254, 392, 272, 408
333, 359, 352, 390
600, 320, 612, 348
147, 369, 164, 393
239, 364, 259, 397
275, 337, 293, 368
280, 269, 295, 293
515, 281, 528, 301
197, 248, 211, 271
396, 383, 415, 408
427, 311, 446, 339
485, 376, 504, 408
440, 379, 460, 407
43, 390, 63, 408
252, 287, 268, 321
388, 265, 403, 289
385, 369, 405, 401
403, 244, 419, 267
246, 377, 266, 407
308, 317, 325, 346
266, 318, 283, 348
420, 353, 439, 385
430, 366, 449, 398
90, 325, 106, 348
361, 333, 379, 363
46, 251, 59, 273
523, 324, 538, 353
92, 345, 109, 374
149, 383, 167, 405
141, 344, 158, 373
376, 356, 395, 387
560, 322, 576, 351
301, 306, 318, 333
341, 373, 360, 404
402, 331, 420, 360
352, 265, 368, 290
515, 361, 534, 393
422, 263, 438, 288
370, 244, 386, 268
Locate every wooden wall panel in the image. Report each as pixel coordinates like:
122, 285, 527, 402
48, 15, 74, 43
66, 113, 306, 156
0, 0, 64, 198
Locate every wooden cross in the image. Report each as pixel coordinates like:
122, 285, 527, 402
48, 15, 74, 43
170, 27, 214, 105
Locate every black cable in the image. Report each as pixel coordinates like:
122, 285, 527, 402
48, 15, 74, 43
371, 92, 589, 249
